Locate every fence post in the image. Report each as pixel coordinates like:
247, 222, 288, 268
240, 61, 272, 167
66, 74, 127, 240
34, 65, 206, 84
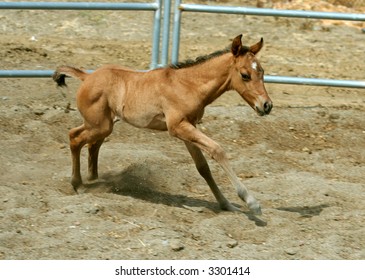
159, 0, 172, 66
150, 0, 162, 68
171, 0, 182, 65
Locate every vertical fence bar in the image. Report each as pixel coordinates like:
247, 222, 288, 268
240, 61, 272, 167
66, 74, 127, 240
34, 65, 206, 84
150, 0, 162, 68
160, 0, 171, 66
171, 0, 182, 65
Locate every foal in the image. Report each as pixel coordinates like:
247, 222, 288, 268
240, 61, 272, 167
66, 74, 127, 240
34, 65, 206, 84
53, 34, 272, 215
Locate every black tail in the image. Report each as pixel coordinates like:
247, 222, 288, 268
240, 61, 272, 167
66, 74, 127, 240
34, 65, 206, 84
52, 66, 88, 87
52, 71, 67, 87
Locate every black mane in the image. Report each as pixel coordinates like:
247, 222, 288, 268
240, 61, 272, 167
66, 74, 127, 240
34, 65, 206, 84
169, 47, 231, 69
169, 43, 252, 69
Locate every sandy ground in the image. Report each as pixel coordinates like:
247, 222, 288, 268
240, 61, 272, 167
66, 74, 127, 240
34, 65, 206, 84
0, 0, 364, 259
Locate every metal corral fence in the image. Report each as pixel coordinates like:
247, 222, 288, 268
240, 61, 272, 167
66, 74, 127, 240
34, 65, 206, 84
0, 0, 365, 89
0, 0, 163, 73
171, 0, 365, 88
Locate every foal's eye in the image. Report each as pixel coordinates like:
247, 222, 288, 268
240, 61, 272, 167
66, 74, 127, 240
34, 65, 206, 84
241, 73, 251, 81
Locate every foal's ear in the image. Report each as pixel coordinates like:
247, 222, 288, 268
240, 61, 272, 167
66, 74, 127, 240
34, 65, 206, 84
250, 38, 264, 55
231, 34, 243, 57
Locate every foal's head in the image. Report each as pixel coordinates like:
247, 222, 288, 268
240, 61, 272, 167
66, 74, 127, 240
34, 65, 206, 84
230, 34, 272, 116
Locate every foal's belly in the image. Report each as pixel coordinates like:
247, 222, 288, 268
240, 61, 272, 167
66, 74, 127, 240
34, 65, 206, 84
121, 111, 168, 131
146, 115, 168, 131
114, 94, 168, 131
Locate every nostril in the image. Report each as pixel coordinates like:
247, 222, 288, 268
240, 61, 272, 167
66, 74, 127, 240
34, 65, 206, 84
264, 101, 272, 114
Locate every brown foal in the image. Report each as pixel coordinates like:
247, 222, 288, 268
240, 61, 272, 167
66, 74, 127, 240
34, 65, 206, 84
53, 34, 272, 215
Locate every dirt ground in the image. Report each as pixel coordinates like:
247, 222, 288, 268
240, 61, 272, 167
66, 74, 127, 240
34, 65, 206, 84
0, 0, 364, 260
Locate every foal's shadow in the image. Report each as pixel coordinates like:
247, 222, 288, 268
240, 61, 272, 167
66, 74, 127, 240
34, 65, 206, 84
277, 204, 330, 217
81, 163, 267, 226
83, 164, 219, 211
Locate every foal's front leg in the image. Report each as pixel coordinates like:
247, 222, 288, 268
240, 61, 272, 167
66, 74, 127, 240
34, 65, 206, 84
170, 121, 261, 215
184, 141, 241, 212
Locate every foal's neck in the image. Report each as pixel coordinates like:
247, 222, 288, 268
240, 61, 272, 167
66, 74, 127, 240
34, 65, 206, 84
178, 53, 233, 106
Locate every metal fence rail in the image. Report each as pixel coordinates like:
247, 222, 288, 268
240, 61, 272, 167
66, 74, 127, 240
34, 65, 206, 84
0, 1, 159, 10
1, 70, 364, 89
175, 3, 365, 20
0, 1, 162, 70
0, 70, 54, 78
265, 76, 365, 89
172, 0, 365, 88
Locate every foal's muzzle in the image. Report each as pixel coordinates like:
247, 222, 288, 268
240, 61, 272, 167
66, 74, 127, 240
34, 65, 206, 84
256, 101, 273, 116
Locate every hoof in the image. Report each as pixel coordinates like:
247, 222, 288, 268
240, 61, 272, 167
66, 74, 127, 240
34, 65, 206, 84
71, 178, 85, 194
87, 173, 98, 182
247, 200, 262, 215
244, 194, 262, 215
220, 202, 242, 212
75, 185, 88, 194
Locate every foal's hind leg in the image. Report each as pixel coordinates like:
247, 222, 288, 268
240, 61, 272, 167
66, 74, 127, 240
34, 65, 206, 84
69, 117, 113, 192
87, 138, 104, 181
69, 124, 87, 190
184, 141, 240, 212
